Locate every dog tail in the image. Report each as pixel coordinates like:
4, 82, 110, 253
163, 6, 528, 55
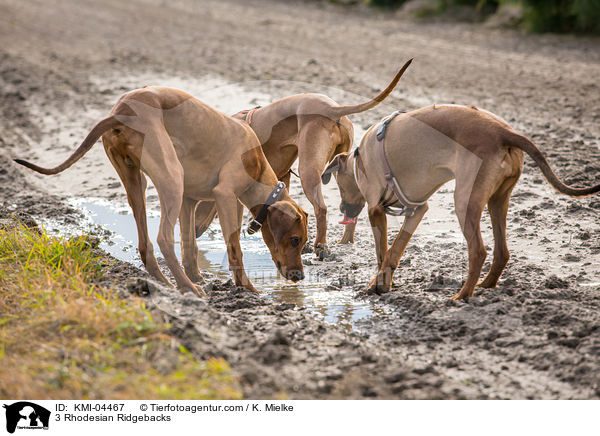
14, 116, 119, 175
505, 130, 600, 197
326, 58, 413, 119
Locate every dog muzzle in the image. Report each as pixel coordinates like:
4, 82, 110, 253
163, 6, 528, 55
339, 201, 364, 224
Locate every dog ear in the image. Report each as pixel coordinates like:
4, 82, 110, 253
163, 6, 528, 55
321, 155, 342, 184
267, 202, 294, 243
295, 206, 309, 222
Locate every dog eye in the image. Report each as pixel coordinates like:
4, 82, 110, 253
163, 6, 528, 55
290, 237, 299, 248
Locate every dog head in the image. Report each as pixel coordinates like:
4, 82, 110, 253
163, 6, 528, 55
322, 152, 366, 221
260, 199, 308, 282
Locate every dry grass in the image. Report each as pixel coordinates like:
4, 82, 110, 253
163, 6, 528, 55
0, 223, 242, 399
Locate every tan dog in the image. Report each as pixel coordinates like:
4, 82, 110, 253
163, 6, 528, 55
14, 86, 308, 295
322, 104, 600, 300
194, 59, 413, 259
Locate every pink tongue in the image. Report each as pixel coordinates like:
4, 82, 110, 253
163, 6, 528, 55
339, 215, 357, 225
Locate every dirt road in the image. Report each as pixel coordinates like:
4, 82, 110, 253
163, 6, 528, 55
1, 0, 599, 399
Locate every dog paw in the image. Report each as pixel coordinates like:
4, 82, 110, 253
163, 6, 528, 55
179, 284, 207, 297
193, 284, 207, 297
233, 272, 261, 294
367, 274, 392, 295
337, 236, 354, 244
244, 284, 261, 294
185, 271, 206, 285
315, 243, 332, 261
477, 277, 498, 288
451, 287, 473, 301
367, 265, 397, 295
150, 270, 174, 288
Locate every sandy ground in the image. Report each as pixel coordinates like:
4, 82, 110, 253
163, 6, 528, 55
1, 0, 600, 399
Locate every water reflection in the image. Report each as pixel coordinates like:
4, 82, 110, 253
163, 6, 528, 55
270, 285, 306, 307
41, 198, 380, 329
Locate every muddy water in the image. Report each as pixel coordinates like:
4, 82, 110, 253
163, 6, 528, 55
42, 197, 387, 328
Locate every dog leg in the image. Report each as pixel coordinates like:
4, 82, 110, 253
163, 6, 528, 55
368, 205, 388, 269
339, 219, 357, 244
179, 196, 206, 290
299, 168, 329, 259
236, 199, 244, 231
140, 129, 204, 295
213, 183, 258, 293
130, 171, 171, 285
104, 148, 171, 286
453, 215, 486, 300
155, 179, 204, 294
368, 203, 428, 294
479, 175, 519, 288
194, 201, 217, 238
452, 173, 494, 300
297, 122, 335, 259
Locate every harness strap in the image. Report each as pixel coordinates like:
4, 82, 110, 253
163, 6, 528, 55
353, 147, 360, 188
246, 181, 286, 234
376, 111, 427, 217
243, 106, 261, 125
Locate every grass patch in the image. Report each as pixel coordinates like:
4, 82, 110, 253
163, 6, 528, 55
0, 222, 241, 399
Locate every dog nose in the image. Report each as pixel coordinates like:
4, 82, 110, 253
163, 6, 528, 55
288, 269, 305, 282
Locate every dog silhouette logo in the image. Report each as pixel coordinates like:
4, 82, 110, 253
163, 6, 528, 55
2, 402, 50, 434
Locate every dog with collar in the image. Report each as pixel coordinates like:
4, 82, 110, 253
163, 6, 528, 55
322, 104, 600, 300
194, 59, 413, 260
15, 86, 309, 295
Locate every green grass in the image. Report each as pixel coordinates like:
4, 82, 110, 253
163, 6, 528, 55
0, 222, 242, 399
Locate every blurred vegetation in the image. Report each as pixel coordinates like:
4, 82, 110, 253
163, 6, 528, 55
521, 0, 600, 33
0, 222, 242, 399
366, 0, 600, 34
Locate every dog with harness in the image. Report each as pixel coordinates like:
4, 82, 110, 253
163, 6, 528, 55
322, 104, 600, 300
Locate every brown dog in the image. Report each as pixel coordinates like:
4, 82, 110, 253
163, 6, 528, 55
322, 104, 600, 300
194, 59, 412, 259
14, 86, 308, 295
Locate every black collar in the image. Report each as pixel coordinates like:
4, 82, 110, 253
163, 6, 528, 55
246, 181, 286, 234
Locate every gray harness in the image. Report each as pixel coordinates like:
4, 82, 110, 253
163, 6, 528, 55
375, 111, 427, 217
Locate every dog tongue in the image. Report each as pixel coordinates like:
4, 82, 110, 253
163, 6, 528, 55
339, 215, 357, 225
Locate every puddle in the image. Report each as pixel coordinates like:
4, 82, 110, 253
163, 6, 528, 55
39, 197, 388, 329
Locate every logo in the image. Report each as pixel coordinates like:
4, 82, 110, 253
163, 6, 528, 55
2, 402, 50, 434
